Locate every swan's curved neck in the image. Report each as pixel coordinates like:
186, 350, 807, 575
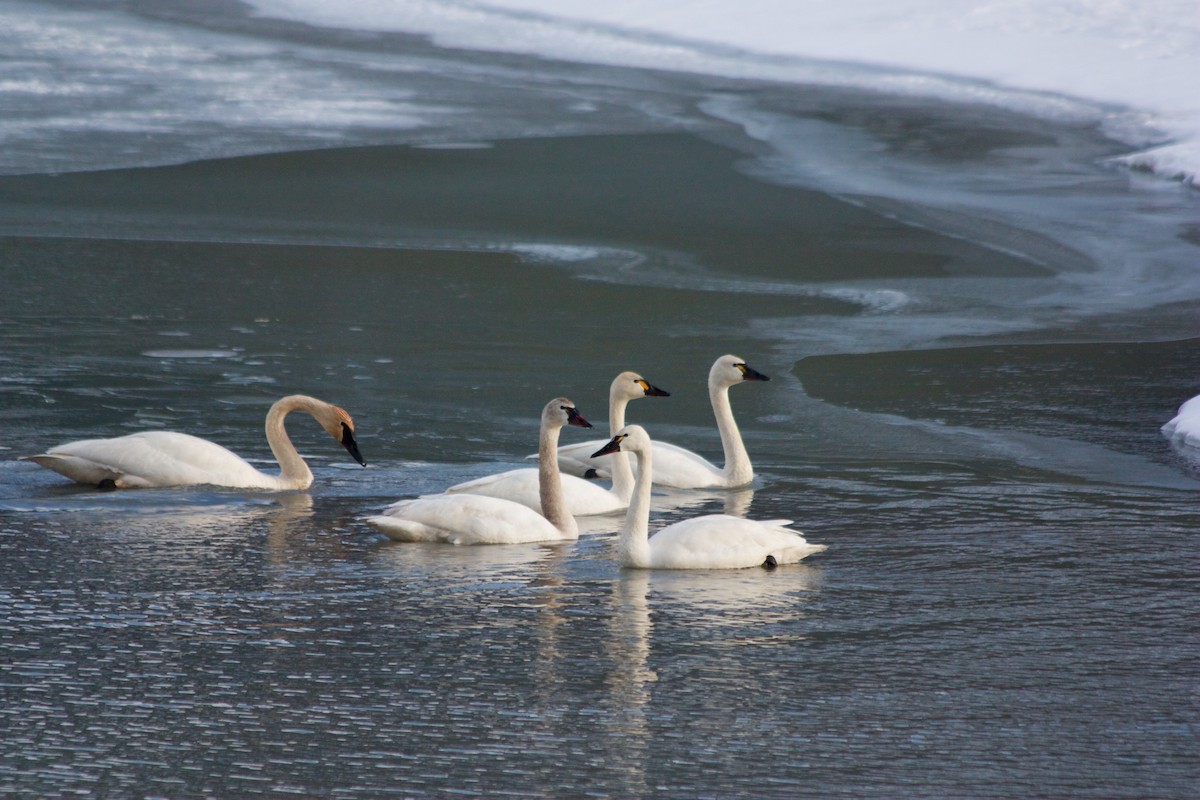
607, 392, 636, 502
710, 380, 753, 486
620, 446, 654, 568
264, 396, 317, 490
538, 423, 577, 536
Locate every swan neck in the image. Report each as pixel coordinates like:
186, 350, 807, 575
619, 446, 654, 568
607, 393, 635, 501
710, 380, 753, 486
538, 422, 576, 536
265, 396, 316, 490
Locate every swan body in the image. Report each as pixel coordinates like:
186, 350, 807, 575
471, 371, 669, 513
444, 467, 626, 515
559, 355, 768, 489
593, 425, 825, 570
22, 394, 364, 490
368, 398, 588, 545
1162, 394, 1200, 450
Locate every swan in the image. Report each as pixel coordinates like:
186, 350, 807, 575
367, 397, 588, 545
21, 394, 365, 490
550, 370, 670, 481
563, 355, 769, 489
1162, 393, 1200, 451
455, 371, 669, 514
592, 425, 826, 570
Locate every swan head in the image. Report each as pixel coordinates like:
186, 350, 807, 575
591, 424, 651, 458
544, 397, 593, 430
322, 403, 366, 466
613, 371, 670, 400
712, 354, 770, 387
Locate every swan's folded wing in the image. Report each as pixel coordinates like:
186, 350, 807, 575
370, 494, 569, 545
445, 467, 625, 516
528, 440, 611, 478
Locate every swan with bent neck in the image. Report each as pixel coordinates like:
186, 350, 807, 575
569, 355, 769, 489
454, 371, 669, 514
367, 398, 589, 545
592, 425, 826, 570
22, 394, 365, 490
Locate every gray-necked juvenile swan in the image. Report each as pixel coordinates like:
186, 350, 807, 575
592, 425, 825, 569
22, 394, 365, 490
569, 355, 768, 489
453, 371, 669, 514
367, 398, 589, 545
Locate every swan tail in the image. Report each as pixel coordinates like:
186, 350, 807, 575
22, 454, 127, 486
365, 514, 441, 543
772, 542, 828, 564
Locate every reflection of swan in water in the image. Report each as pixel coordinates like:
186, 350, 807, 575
599, 569, 655, 797
367, 398, 587, 544
562, 355, 770, 489
643, 565, 823, 629
22, 395, 365, 489
594, 425, 826, 570
371, 539, 568, 585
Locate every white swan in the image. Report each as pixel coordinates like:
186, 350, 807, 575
1162, 393, 1200, 451
455, 371, 669, 514
550, 371, 670, 482
367, 397, 587, 545
22, 394, 365, 490
563, 355, 769, 489
592, 425, 825, 570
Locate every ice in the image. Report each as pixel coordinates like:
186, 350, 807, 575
247, 0, 1200, 184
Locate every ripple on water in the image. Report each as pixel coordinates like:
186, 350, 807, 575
142, 349, 241, 359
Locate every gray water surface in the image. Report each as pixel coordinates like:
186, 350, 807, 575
1, 4, 1198, 798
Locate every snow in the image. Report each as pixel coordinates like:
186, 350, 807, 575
247, 0, 1200, 184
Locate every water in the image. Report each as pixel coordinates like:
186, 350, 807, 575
1, 2, 1198, 798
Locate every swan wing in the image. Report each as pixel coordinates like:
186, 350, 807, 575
27, 431, 272, 489
445, 467, 625, 516
549, 439, 610, 475
368, 493, 570, 545
643, 441, 726, 488
554, 439, 724, 488
647, 515, 824, 569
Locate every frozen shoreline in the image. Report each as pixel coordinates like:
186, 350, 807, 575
247, 0, 1200, 185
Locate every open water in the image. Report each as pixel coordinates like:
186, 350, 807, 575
0, 2, 1197, 797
